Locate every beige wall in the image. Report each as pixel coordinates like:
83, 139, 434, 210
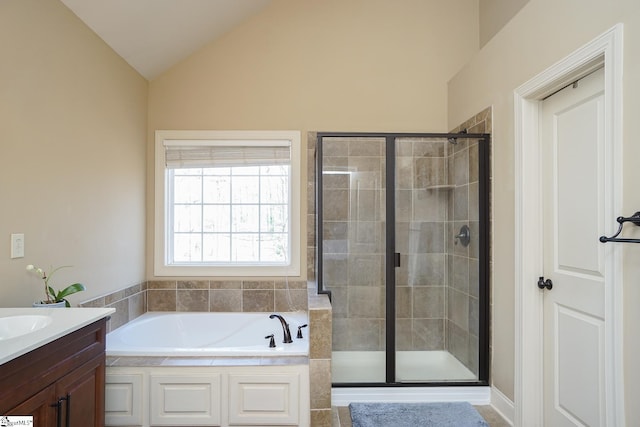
448, 0, 640, 422
0, 0, 148, 307
147, 0, 480, 280
479, 0, 530, 47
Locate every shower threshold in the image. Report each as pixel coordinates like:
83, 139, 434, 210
332, 350, 476, 383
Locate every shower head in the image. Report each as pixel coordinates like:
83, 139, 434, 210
447, 128, 468, 145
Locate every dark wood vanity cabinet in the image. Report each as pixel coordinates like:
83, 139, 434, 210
0, 318, 108, 427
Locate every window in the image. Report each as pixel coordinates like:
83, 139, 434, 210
155, 130, 301, 276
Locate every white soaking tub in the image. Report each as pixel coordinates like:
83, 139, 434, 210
106, 311, 309, 357
105, 312, 310, 427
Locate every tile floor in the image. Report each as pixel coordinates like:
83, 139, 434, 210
332, 404, 511, 427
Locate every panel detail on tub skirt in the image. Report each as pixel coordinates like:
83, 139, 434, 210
150, 373, 222, 426
228, 373, 300, 425
105, 373, 144, 426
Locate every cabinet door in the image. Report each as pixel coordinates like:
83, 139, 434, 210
56, 355, 106, 427
7, 385, 56, 427
150, 373, 222, 426
228, 373, 300, 426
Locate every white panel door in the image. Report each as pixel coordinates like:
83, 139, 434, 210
541, 67, 606, 426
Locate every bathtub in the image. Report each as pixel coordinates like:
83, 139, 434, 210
105, 312, 310, 426
106, 311, 309, 357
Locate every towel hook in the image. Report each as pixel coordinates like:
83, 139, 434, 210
599, 212, 640, 243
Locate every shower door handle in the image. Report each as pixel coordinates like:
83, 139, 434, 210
394, 252, 401, 268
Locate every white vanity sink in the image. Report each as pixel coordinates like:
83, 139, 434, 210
0, 307, 115, 365
0, 315, 52, 341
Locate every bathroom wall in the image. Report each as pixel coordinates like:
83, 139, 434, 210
147, 0, 480, 282
479, 0, 530, 47
0, 0, 147, 307
447, 0, 640, 421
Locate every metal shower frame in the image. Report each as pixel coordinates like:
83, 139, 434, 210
315, 131, 491, 388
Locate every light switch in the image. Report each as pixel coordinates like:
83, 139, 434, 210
11, 233, 24, 258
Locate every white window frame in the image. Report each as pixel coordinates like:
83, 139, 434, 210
154, 130, 301, 277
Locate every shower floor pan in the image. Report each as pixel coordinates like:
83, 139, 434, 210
332, 350, 476, 383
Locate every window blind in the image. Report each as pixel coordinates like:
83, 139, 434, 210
164, 141, 291, 169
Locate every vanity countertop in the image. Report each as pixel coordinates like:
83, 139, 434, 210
0, 307, 115, 365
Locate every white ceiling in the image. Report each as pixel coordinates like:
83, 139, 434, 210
60, 0, 272, 80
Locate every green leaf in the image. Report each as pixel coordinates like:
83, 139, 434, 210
55, 283, 86, 301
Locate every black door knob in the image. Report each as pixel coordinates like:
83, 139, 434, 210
537, 276, 553, 290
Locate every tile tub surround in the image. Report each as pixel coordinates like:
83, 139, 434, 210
81, 279, 309, 330
80, 281, 147, 332
308, 290, 333, 426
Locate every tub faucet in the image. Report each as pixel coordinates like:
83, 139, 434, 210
269, 314, 293, 343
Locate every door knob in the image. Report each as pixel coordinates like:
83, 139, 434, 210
537, 276, 553, 290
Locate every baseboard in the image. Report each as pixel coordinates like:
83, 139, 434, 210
331, 386, 491, 407
490, 386, 515, 426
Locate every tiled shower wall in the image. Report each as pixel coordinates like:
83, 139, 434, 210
447, 106, 492, 375
320, 137, 388, 351
395, 137, 449, 351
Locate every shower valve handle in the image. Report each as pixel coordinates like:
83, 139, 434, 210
454, 225, 471, 247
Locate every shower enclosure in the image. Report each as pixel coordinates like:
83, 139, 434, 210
316, 132, 489, 386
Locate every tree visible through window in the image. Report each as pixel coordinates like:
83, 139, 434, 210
169, 165, 289, 264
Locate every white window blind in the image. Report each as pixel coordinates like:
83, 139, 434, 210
164, 141, 291, 169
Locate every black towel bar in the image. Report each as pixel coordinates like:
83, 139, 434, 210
599, 212, 640, 243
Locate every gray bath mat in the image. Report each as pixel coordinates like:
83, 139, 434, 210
349, 401, 488, 427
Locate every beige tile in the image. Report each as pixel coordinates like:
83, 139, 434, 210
178, 280, 209, 289
128, 292, 146, 320
323, 189, 349, 221
242, 280, 275, 290
124, 283, 142, 297
413, 318, 445, 350
107, 299, 128, 331
210, 289, 242, 312
337, 406, 352, 427
310, 359, 332, 409
415, 157, 446, 188
210, 280, 241, 289
80, 296, 105, 308
275, 289, 308, 312
147, 290, 176, 311
309, 308, 332, 359
242, 289, 274, 312
177, 289, 209, 311
475, 405, 511, 427
148, 280, 177, 290
312, 408, 333, 427
105, 289, 125, 305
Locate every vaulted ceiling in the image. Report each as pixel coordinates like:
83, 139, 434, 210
60, 0, 272, 80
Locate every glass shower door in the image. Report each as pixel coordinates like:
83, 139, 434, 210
394, 136, 481, 383
319, 132, 489, 386
321, 136, 387, 384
